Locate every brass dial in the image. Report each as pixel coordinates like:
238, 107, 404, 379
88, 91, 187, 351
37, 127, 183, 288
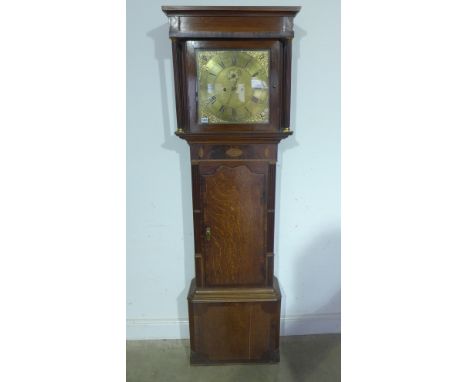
197, 50, 270, 124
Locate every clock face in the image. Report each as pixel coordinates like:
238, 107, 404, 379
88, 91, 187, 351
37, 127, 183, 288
196, 50, 270, 124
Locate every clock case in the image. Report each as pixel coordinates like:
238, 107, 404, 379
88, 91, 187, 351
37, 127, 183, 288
162, 6, 300, 364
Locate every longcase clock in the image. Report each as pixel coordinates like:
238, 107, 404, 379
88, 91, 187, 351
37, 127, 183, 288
162, 6, 301, 364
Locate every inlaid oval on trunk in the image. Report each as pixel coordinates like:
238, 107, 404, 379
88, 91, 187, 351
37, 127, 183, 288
198, 147, 204, 158
226, 147, 243, 158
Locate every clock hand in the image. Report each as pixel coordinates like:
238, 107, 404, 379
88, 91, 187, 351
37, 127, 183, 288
226, 78, 239, 106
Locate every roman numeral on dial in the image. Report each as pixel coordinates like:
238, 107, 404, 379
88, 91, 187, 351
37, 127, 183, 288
208, 96, 217, 104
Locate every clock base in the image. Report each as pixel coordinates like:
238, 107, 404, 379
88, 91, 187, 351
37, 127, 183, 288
187, 277, 281, 364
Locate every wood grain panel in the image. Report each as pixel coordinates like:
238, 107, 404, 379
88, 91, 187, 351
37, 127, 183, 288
201, 164, 266, 286
188, 277, 281, 363
189, 301, 280, 362
194, 303, 250, 361
162, 6, 300, 39
179, 16, 285, 34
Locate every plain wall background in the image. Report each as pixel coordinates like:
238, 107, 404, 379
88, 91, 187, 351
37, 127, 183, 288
127, 0, 340, 339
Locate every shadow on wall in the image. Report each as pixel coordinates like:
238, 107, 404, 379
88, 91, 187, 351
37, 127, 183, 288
274, 22, 341, 335
274, 23, 305, 270
299, 228, 341, 313
281, 228, 341, 335
147, 23, 195, 339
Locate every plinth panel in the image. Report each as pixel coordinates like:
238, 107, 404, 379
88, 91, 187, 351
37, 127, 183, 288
187, 278, 281, 364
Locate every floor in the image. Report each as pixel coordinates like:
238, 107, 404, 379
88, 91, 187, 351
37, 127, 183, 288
127, 334, 340, 382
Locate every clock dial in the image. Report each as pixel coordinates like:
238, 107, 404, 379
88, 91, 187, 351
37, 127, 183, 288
197, 50, 270, 124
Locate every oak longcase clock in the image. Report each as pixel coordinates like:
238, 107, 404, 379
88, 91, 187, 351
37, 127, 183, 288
162, 5, 301, 364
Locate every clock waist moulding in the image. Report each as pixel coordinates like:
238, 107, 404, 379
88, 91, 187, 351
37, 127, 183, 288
162, 6, 301, 364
